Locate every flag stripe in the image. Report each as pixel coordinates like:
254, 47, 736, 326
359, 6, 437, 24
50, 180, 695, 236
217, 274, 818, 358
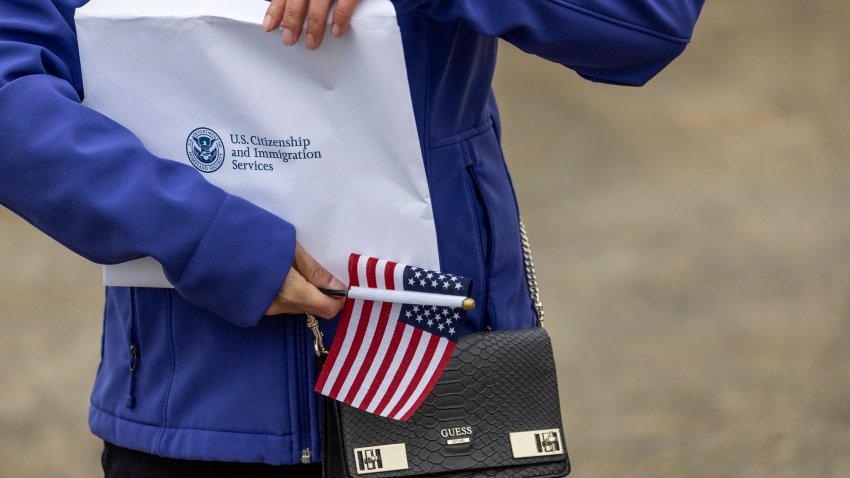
335, 260, 388, 402
350, 264, 404, 408
372, 326, 425, 416
399, 341, 456, 421
314, 253, 362, 393
319, 295, 365, 395
339, 261, 394, 404
327, 257, 380, 399
365, 257, 379, 289
328, 297, 373, 398
364, 322, 412, 413
346, 301, 394, 406
391, 336, 449, 420
385, 261, 396, 291
386, 333, 441, 419
349, 253, 363, 287
318, 255, 369, 395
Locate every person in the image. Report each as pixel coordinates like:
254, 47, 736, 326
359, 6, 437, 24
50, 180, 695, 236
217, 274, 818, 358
0, 0, 704, 476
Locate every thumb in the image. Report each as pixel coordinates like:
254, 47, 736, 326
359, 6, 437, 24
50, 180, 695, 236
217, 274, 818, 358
293, 241, 346, 290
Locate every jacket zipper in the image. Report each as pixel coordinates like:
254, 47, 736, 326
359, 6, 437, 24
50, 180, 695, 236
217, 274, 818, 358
295, 319, 312, 463
127, 288, 140, 409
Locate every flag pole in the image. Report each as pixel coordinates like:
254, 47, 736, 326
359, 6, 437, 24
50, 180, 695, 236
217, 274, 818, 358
319, 287, 476, 311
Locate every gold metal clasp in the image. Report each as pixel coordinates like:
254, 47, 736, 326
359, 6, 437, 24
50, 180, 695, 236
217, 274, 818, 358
353, 444, 409, 474
509, 429, 564, 458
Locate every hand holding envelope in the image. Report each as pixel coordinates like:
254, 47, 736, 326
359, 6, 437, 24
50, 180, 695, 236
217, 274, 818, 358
263, 0, 361, 49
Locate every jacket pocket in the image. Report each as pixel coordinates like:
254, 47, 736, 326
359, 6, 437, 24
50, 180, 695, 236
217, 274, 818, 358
425, 140, 489, 333
464, 128, 537, 330
462, 148, 495, 329
91, 287, 140, 415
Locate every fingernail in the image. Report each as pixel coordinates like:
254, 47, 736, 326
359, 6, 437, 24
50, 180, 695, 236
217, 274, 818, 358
331, 24, 341, 37
306, 33, 317, 50
262, 13, 272, 31
282, 27, 295, 45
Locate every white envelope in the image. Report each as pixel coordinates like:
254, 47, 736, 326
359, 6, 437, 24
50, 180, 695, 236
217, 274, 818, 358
75, 0, 439, 287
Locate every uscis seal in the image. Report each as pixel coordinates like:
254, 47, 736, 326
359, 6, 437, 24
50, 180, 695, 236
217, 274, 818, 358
186, 127, 225, 173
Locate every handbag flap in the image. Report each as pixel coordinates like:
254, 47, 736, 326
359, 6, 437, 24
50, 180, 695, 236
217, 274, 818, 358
334, 327, 570, 477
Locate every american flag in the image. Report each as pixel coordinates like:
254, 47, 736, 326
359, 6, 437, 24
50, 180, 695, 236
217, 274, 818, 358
315, 253, 472, 421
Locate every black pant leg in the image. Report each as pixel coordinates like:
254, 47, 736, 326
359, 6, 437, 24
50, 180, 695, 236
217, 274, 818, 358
102, 442, 321, 478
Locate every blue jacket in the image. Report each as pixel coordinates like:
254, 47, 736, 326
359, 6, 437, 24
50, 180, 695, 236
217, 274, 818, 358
0, 0, 702, 466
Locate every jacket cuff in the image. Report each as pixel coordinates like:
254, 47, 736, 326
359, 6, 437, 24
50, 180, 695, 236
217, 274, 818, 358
173, 194, 296, 327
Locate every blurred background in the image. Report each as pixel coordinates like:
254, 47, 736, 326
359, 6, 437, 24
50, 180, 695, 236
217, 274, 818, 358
2, 1, 850, 477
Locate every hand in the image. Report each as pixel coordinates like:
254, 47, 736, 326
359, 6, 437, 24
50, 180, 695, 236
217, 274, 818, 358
262, 0, 360, 50
265, 242, 346, 319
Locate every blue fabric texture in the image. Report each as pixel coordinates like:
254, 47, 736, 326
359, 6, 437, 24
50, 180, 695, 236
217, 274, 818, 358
0, 0, 703, 466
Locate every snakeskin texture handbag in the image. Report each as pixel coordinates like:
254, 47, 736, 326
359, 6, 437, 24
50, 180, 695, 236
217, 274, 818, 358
311, 220, 570, 477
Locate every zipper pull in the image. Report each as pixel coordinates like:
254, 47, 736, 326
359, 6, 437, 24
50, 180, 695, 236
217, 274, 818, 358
129, 344, 139, 372
127, 344, 139, 409
301, 447, 312, 464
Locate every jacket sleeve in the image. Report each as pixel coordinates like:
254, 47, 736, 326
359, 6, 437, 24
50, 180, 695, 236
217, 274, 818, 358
0, 0, 295, 327
394, 0, 704, 86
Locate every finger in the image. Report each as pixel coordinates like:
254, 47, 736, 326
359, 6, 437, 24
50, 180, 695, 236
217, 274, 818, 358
279, 268, 344, 319
282, 0, 309, 45
265, 267, 305, 316
263, 0, 287, 32
294, 242, 346, 290
305, 0, 333, 50
298, 284, 345, 319
331, 0, 358, 37
266, 267, 344, 318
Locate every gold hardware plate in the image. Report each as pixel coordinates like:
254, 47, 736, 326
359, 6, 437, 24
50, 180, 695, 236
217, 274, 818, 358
509, 429, 565, 458
353, 443, 409, 475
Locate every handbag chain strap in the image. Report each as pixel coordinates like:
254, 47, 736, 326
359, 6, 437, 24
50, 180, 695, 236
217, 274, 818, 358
519, 217, 545, 327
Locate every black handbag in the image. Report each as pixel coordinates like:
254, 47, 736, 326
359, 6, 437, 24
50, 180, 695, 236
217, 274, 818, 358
309, 220, 570, 477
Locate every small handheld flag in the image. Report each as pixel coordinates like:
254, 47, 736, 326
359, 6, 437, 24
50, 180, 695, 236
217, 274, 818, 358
315, 253, 473, 421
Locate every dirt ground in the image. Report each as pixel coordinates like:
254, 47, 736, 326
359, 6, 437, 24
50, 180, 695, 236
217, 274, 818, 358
2, 1, 850, 477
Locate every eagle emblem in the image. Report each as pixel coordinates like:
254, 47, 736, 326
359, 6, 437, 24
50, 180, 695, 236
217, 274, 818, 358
192, 135, 219, 164
186, 127, 225, 173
